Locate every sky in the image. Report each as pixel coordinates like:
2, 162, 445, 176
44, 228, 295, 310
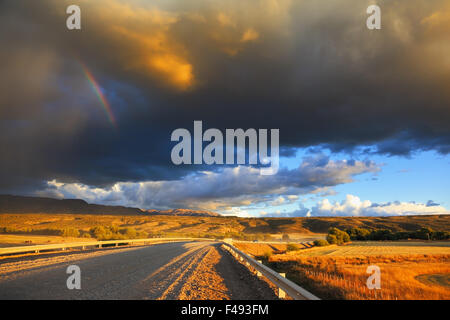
0, 0, 449, 217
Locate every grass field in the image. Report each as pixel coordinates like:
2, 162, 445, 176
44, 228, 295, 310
286, 241, 450, 256
236, 241, 450, 300
0, 234, 96, 248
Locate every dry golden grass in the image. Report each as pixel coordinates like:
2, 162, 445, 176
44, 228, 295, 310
234, 243, 289, 256
234, 242, 316, 256
0, 213, 242, 237
288, 241, 450, 257
1, 213, 449, 236
240, 242, 450, 300
0, 234, 96, 248
0, 213, 328, 242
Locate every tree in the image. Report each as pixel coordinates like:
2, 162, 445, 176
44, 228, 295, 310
326, 234, 338, 244
415, 227, 433, 240
327, 227, 351, 244
347, 228, 371, 240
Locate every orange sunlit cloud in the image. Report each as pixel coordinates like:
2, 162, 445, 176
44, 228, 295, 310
79, 0, 195, 90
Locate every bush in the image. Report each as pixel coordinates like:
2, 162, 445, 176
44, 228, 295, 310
89, 225, 147, 240
137, 231, 148, 238
314, 239, 330, 247
287, 243, 301, 251
263, 251, 272, 260
282, 234, 290, 241
263, 234, 272, 241
121, 227, 137, 238
61, 228, 80, 237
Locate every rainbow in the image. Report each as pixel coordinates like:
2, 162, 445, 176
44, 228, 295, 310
80, 62, 116, 127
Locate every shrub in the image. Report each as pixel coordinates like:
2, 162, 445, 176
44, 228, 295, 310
263, 251, 272, 260
122, 227, 137, 238
314, 239, 330, 247
282, 234, 290, 241
137, 231, 148, 238
287, 243, 301, 251
61, 228, 80, 238
263, 234, 272, 241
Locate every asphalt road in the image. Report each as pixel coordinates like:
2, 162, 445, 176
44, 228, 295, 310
0, 241, 278, 300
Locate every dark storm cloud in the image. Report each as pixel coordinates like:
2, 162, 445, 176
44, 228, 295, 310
1, 0, 450, 192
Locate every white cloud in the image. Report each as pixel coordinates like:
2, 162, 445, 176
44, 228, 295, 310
269, 194, 450, 217
40, 155, 379, 212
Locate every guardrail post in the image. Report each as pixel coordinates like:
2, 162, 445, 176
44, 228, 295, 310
278, 273, 286, 299
256, 261, 262, 277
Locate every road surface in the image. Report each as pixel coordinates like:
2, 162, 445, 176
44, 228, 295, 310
0, 241, 278, 300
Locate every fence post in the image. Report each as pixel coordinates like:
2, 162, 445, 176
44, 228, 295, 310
256, 261, 262, 277
278, 273, 286, 299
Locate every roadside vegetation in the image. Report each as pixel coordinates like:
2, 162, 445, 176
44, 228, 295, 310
346, 227, 450, 241
236, 240, 450, 300
0, 225, 148, 240
314, 226, 450, 248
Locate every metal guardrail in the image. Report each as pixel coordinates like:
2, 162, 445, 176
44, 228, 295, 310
222, 243, 320, 300
0, 237, 215, 256
233, 240, 316, 245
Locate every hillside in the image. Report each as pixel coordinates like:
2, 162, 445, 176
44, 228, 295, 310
0, 212, 448, 241
0, 195, 143, 215
0, 195, 220, 217
145, 209, 221, 217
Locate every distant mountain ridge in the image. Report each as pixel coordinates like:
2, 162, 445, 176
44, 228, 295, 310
0, 195, 221, 217
145, 208, 221, 217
